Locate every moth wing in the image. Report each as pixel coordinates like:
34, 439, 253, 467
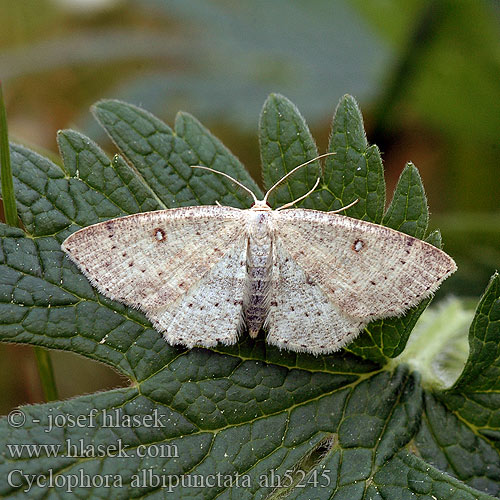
62, 206, 248, 347
271, 209, 456, 324
265, 238, 367, 355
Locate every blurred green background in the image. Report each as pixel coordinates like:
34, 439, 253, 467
1, 0, 499, 413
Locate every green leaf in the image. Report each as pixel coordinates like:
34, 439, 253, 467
383, 162, 429, 239
324, 94, 386, 221
1, 96, 498, 499
439, 273, 500, 440
259, 93, 319, 209
450, 273, 500, 393
92, 100, 261, 209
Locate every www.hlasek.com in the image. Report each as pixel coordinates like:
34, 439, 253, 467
8, 468, 333, 493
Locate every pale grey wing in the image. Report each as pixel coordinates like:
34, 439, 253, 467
271, 209, 456, 323
265, 238, 368, 355
62, 206, 248, 347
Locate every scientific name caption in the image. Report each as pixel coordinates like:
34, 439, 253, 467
7, 468, 333, 493
5, 408, 332, 493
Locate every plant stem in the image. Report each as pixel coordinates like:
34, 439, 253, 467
370, 0, 449, 143
0, 82, 59, 402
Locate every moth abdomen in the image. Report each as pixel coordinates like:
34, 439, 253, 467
244, 213, 273, 338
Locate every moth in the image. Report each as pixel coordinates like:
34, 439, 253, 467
62, 154, 456, 355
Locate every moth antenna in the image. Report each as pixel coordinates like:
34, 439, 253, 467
330, 198, 359, 213
276, 177, 321, 211
263, 152, 335, 204
191, 165, 258, 204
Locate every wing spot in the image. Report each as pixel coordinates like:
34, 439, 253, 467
141, 269, 146, 273
188, 303, 193, 308
407, 239, 415, 246
352, 239, 365, 252
400, 260, 406, 265
179, 282, 185, 288
290, 306, 295, 311
270, 301, 278, 307
111, 245, 117, 249
370, 280, 376, 285
128, 262, 134, 267
122, 252, 127, 257
154, 228, 166, 241
214, 303, 219, 307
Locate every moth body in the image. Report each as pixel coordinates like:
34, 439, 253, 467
244, 211, 273, 338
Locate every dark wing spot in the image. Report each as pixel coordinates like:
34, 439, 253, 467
352, 239, 365, 252
370, 281, 376, 285
154, 228, 166, 241
128, 262, 134, 267
270, 301, 278, 307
